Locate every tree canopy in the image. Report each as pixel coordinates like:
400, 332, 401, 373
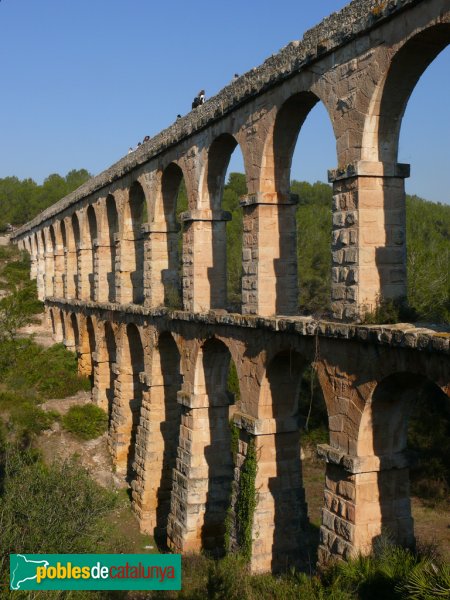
0, 169, 91, 230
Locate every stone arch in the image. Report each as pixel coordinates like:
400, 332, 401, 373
59, 219, 69, 298
352, 373, 449, 553
42, 226, 55, 298
67, 213, 81, 299
87, 204, 98, 301
121, 181, 148, 304
106, 194, 119, 302
103, 321, 117, 421
49, 226, 58, 297
363, 23, 450, 164
68, 312, 80, 351
147, 163, 185, 308
263, 91, 322, 197
156, 162, 184, 226
36, 229, 46, 300
168, 337, 236, 556
133, 331, 182, 543
251, 349, 309, 572
184, 133, 245, 312
77, 314, 96, 381
202, 133, 239, 210
49, 308, 56, 337
59, 309, 66, 343
50, 307, 63, 342
110, 323, 145, 480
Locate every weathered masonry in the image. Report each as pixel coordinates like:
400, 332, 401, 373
12, 0, 450, 574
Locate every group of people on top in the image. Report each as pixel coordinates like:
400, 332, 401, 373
127, 78, 239, 155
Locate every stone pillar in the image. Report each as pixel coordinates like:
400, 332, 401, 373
44, 251, 55, 298
132, 371, 183, 538
53, 244, 65, 298
180, 209, 231, 313
240, 193, 298, 316
65, 247, 77, 299
77, 348, 93, 379
30, 252, 38, 281
36, 249, 46, 301
167, 390, 233, 553
329, 161, 410, 321
317, 445, 414, 563
115, 236, 133, 304
91, 351, 114, 413
77, 245, 92, 300
51, 309, 64, 343
230, 412, 308, 573
95, 240, 112, 303
109, 363, 143, 478
143, 223, 180, 309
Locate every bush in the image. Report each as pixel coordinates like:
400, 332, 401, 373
0, 339, 90, 398
327, 537, 449, 600
0, 445, 116, 598
62, 404, 108, 440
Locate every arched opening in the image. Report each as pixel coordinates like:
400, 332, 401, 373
49, 309, 56, 337
255, 349, 310, 572
205, 134, 246, 312
60, 309, 66, 343
356, 373, 449, 553
120, 323, 145, 481
104, 322, 117, 425
69, 313, 79, 350
85, 316, 96, 385
158, 163, 186, 309
37, 230, 46, 300
49, 225, 57, 296
195, 338, 236, 555
106, 194, 119, 302
128, 181, 148, 304
71, 213, 81, 298
137, 332, 182, 544
274, 93, 335, 315
361, 24, 450, 316
60, 220, 68, 298
87, 205, 97, 301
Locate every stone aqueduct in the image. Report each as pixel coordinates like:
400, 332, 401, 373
12, 0, 450, 573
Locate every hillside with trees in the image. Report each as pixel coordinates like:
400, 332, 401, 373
0, 169, 91, 230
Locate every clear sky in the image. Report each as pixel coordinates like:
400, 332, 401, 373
0, 0, 448, 203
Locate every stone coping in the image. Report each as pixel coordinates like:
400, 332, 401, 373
317, 443, 416, 473
45, 297, 450, 354
12, 0, 420, 238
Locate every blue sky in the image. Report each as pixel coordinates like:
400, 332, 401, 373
0, 0, 448, 203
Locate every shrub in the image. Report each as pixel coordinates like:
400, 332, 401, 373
0, 339, 90, 398
62, 404, 108, 440
0, 446, 116, 597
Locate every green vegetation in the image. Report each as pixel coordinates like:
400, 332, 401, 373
234, 438, 258, 561
221, 174, 450, 322
0, 445, 118, 599
128, 540, 448, 599
0, 339, 90, 399
0, 247, 43, 338
0, 169, 91, 230
63, 403, 108, 440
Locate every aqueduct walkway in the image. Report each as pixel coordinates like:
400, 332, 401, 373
12, 0, 450, 573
